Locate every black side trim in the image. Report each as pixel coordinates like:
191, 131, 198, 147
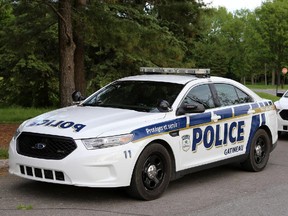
271, 141, 277, 152
169, 130, 179, 137
172, 154, 248, 181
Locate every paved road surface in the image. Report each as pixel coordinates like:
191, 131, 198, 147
0, 134, 288, 216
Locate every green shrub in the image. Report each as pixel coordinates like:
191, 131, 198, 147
0, 148, 8, 159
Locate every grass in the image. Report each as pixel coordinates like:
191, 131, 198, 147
0, 148, 8, 159
245, 83, 284, 102
0, 107, 53, 159
0, 107, 53, 123
246, 84, 288, 89
17, 204, 33, 210
254, 92, 280, 102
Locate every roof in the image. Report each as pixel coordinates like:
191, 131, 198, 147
118, 74, 262, 101
118, 74, 199, 85
119, 74, 239, 85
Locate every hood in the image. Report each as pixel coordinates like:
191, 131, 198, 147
22, 106, 166, 139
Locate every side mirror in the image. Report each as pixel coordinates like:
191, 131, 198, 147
277, 92, 284, 97
176, 103, 205, 116
72, 91, 85, 102
158, 100, 172, 112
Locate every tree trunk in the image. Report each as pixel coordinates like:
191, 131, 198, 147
271, 70, 275, 85
250, 74, 254, 85
74, 0, 86, 95
264, 63, 267, 86
59, 0, 75, 107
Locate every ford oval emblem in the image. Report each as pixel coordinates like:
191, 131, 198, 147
34, 143, 46, 150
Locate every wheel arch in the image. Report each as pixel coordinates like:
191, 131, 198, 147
259, 125, 273, 149
146, 139, 177, 181
127, 139, 175, 200
241, 125, 272, 172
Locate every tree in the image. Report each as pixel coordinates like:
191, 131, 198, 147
0, 0, 209, 107
255, 0, 288, 85
0, 0, 59, 107
45, 0, 87, 106
73, 0, 87, 94
58, 0, 75, 107
193, 7, 233, 77
83, 2, 191, 91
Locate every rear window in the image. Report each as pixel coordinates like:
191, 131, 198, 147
214, 83, 253, 106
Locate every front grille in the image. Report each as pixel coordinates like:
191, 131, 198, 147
17, 132, 77, 160
19, 165, 65, 181
279, 109, 288, 121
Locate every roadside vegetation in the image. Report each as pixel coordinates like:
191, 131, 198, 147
1, 1, 288, 108
246, 84, 288, 90
0, 107, 52, 123
255, 92, 279, 102
0, 148, 8, 159
0, 107, 52, 159
247, 84, 286, 102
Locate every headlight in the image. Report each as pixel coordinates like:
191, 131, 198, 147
12, 128, 21, 140
12, 119, 29, 141
82, 134, 134, 150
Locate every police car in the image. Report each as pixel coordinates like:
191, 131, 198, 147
275, 90, 288, 135
9, 67, 278, 200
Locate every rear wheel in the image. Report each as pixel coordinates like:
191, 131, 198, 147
242, 129, 271, 172
128, 143, 171, 200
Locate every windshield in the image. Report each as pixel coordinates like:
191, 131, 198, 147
83, 81, 184, 112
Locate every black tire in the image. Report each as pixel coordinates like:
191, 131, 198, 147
242, 129, 271, 172
127, 143, 172, 200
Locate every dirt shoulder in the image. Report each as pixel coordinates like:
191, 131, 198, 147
0, 124, 19, 149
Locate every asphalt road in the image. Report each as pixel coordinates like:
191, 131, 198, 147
1, 134, 288, 216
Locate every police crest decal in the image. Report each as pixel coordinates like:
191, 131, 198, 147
182, 135, 191, 152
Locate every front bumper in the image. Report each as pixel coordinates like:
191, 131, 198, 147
9, 139, 141, 188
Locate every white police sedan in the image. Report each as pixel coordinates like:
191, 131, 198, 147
9, 67, 278, 200
275, 90, 288, 135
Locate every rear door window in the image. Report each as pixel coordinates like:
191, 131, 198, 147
214, 83, 253, 106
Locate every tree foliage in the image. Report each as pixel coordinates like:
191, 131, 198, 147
0, 0, 288, 107
0, 0, 58, 107
255, 0, 288, 84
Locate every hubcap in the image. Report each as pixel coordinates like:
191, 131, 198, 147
255, 145, 262, 156
142, 154, 165, 190
254, 137, 266, 164
147, 165, 157, 179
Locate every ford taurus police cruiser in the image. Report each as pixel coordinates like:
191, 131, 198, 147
9, 67, 278, 200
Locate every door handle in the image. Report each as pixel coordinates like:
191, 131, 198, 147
211, 114, 221, 122
247, 109, 256, 115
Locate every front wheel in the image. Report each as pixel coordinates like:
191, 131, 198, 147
127, 143, 172, 200
242, 129, 271, 172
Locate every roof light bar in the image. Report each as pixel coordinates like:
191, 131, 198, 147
140, 67, 210, 77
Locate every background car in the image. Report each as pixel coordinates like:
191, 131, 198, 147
275, 90, 288, 135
